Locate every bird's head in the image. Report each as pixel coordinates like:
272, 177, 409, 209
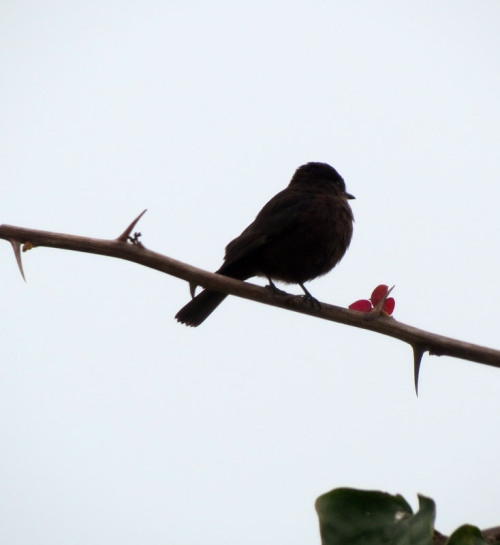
290, 162, 355, 200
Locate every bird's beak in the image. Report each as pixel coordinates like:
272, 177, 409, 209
345, 192, 355, 200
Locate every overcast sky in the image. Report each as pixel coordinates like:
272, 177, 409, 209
1, 2, 499, 544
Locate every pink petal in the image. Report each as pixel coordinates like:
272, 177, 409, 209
348, 299, 372, 312
370, 284, 389, 306
382, 297, 395, 316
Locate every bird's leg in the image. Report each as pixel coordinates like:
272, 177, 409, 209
299, 283, 321, 308
265, 277, 289, 296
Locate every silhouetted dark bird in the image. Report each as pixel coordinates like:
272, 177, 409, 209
175, 162, 355, 326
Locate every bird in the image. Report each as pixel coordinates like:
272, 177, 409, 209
175, 162, 355, 327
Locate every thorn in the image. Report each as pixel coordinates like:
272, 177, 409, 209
9, 239, 26, 282
116, 209, 147, 242
189, 282, 198, 299
413, 344, 425, 397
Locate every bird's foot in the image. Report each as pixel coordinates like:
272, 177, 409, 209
299, 283, 321, 309
265, 279, 289, 297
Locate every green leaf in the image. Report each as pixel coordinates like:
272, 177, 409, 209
446, 525, 486, 545
315, 488, 435, 545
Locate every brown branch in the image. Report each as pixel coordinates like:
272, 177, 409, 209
1, 219, 499, 374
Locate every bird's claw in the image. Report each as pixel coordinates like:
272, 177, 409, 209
265, 280, 288, 297
302, 293, 321, 309
299, 283, 321, 308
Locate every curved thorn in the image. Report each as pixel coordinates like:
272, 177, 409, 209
413, 344, 425, 397
116, 209, 148, 242
9, 239, 26, 282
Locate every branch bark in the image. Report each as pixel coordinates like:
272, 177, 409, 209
1, 218, 499, 376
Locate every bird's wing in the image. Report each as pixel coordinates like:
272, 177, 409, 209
223, 188, 315, 265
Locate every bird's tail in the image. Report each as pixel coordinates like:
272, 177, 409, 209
175, 289, 228, 327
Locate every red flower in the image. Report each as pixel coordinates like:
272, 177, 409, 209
349, 284, 395, 316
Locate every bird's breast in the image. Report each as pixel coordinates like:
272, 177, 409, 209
255, 193, 354, 284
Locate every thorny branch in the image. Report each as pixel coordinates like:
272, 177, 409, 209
2, 213, 499, 538
1, 214, 499, 394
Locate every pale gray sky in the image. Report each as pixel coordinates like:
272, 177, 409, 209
1, 2, 499, 544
